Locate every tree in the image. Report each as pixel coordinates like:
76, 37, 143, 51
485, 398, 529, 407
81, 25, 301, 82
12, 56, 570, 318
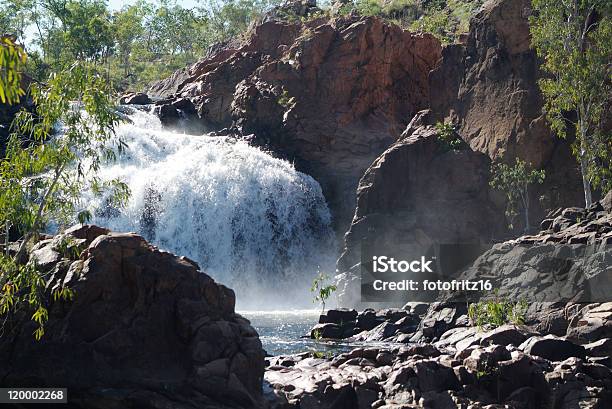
61, 0, 114, 61
490, 158, 545, 232
0, 54, 130, 338
531, 0, 612, 206
112, 4, 146, 77
310, 272, 337, 314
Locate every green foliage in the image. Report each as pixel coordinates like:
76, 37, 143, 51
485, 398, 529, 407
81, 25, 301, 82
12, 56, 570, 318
0, 56, 130, 339
310, 272, 337, 314
61, 0, 115, 60
410, 6, 454, 43
55, 235, 85, 260
0, 36, 27, 104
530, 0, 612, 205
490, 159, 545, 232
312, 328, 322, 340
0, 0, 282, 91
468, 293, 528, 329
277, 88, 294, 110
340, 0, 482, 43
310, 350, 333, 358
435, 121, 463, 151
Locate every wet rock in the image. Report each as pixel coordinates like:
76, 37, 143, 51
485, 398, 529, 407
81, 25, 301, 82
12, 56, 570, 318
153, 103, 180, 127
311, 323, 343, 339
119, 92, 151, 105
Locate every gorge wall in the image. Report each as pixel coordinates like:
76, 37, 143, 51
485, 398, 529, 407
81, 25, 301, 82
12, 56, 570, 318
429, 0, 584, 214
147, 0, 590, 307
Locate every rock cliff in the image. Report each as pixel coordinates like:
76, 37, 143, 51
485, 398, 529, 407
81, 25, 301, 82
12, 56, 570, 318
0, 225, 266, 409
429, 0, 584, 215
149, 14, 442, 234
336, 111, 506, 307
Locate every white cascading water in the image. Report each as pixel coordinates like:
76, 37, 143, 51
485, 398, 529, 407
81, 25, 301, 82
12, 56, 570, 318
80, 109, 336, 309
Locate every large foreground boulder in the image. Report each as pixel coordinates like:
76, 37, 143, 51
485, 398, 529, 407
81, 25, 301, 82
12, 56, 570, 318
0, 225, 265, 409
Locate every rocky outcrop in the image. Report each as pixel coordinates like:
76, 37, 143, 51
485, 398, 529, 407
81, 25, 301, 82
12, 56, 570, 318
0, 225, 265, 409
335, 112, 506, 307
334, 0, 598, 307
450, 191, 612, 304
429, 0, 584, 219
318, 195, 612, 347
266, 331, 612, 408
149, 13, 442, 233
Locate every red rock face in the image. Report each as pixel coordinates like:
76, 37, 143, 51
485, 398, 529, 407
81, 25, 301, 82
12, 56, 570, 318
429, 0, 585, 220
150, 16, 442, 234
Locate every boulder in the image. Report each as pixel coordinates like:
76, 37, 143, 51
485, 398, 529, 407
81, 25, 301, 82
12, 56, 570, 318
0, 226, 265, 409
326, 308, 358, 324
119, 92, 151, 105
357, 308, 384, 331
413, 360, 460, 392
520, 335, 587, 361
311, 323, 343, 339
153, 103, 181, 127
479, 325, 531, 347
336, 119, 505, 307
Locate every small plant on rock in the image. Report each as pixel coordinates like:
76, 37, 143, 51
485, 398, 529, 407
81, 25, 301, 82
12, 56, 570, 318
436, 122, 463, 151
277, 89, 294, 110
468, 292, 528, 329
310, 272, 336, 314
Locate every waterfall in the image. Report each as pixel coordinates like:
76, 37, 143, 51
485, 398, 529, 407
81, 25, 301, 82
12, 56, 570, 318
81, 109, 336, 309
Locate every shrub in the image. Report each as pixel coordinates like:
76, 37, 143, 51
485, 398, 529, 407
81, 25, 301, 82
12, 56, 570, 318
435, 122, 463, 151
468, 293, 528, 329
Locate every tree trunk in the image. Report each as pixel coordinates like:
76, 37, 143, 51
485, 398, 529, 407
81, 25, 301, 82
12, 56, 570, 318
580, 153, 593, 207
524, 199, 530, 234
521, 185, 530, 234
